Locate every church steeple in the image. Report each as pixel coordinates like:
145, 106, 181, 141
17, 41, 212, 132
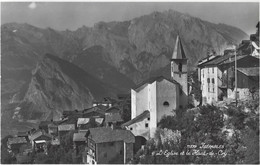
170, 35, 188, 108
171, 35, 187, 60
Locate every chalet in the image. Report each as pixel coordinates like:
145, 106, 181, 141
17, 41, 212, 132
77, 117, 104, 131
83, 127, 135, 164
7, 137, 28, 154
218, 55, 259, 100
48, 123, 58, 136
28, 130, 52, 153
105, 107, 123, 129
58, 124, 76, 137
17, 131, 29, 141
92, 99, 112, 108
73, 132, 87, 154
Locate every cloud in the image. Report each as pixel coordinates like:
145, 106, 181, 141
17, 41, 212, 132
28, 2, 37, 9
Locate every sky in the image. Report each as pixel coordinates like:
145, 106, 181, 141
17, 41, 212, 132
1, 2, 259, 35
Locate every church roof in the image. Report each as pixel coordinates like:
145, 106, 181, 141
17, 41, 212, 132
133, 76, 179, 91
171, 35, 187, 60
121, 110, 150, 127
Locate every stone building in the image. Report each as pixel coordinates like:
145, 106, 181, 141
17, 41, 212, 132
197, 54, 233, 104
125, 35, 188, 140
83, 127, 135, 164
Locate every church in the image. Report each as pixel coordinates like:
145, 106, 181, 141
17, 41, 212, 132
122, 35, 188, 140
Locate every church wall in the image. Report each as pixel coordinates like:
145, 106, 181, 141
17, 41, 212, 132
149, 82, 157, 138
135, 85, 149, 117
131, 89, 137, 119
171, 60, 188, 107
156, 79, 178, 124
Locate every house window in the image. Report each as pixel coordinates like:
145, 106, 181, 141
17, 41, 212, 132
130, 127, 133, 131
208, 68, 209, 73
213, 87, 215, 92
212, 78, 215, 84
207, 78, 210, 83
212, 68, 214, 73
178, 63, 182, 72
163, 101, 170, 107
147, 117, 150, 121
208, 87, 210, 92
145, 123, 149, 128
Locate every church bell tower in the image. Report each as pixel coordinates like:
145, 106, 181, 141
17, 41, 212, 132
171, 35, 188, 107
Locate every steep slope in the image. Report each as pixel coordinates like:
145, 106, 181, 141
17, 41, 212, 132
1, 9, 248, 118
73, 45, 136, 93
18, 54, 117, 121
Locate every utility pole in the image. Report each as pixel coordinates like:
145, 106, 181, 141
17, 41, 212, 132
234, 45, 238, 106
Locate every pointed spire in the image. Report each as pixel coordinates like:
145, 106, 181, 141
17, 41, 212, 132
171, 35, 187, 60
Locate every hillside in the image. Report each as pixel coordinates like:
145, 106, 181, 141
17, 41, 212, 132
1, 9, 248, 136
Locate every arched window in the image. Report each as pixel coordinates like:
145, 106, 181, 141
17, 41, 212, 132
163, 101, 170, 107
178, 63, 182, 72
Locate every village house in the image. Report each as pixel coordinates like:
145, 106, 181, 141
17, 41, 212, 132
28, 130, 52, 153
7, 137, 28, 154
73, 132, 87, 153
218, 55, 259, 100
126, 35, 188, 140
198, 22, 260, 104
105, 106, 123, 129
197, 53, 234, 104
77, 117, 104, 131
17, 131, 29, 142
83, 127, 135, 164
58, 124, 76, 137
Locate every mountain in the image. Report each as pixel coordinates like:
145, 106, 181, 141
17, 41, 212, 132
1, 9, 248, 136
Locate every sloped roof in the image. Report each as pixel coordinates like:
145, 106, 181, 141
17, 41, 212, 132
77, 118, 90, 125
73, 132, 87, 142
133, 76, 179, 90
237, 67, 259, 77
29, 130, 52, 141
121, 110, 150, 127
105, 106, 120, 113
58, 124, 75, 131
105, 113, 123, 123
199, 54, 232, 67
95, 118, 104, 125
171, 35, 187, 60
198, 55, 217, 66
88, 127, 135, 143
8, 137, 27, 145
220, 55, 259, 67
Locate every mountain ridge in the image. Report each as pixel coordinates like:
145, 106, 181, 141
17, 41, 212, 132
1, 9, 248, 137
